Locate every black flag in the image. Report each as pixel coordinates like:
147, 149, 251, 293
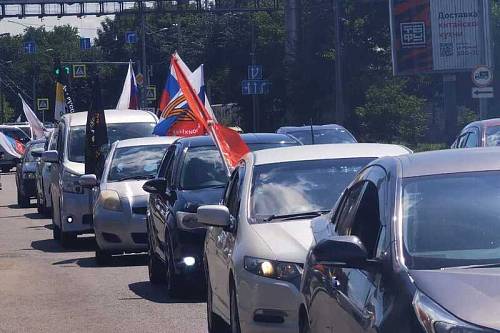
85, 75, 108, 176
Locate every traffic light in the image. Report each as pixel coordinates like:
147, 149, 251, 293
54, 66, 70, 76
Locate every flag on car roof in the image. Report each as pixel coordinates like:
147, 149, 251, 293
19, 94, 45, 140
116, 60, 139, 110
0, 132, 25, 158
153, 53, 216, 136
170, 53, 249, 171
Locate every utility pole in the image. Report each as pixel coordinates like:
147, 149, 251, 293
0, 75, 3, 124
139, 1, 148, 109
251, 14, 259, 132
334, 0, 345, 125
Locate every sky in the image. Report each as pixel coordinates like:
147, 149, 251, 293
0, 16, 109, 39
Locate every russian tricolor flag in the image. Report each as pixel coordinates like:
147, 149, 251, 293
0, 132, 25, 158
116, 61, 139, 110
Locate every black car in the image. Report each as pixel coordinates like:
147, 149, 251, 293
277, 124, 357, 145
300, 148, 500, 333
143, 133, 300, 296
15, 139, 45, 208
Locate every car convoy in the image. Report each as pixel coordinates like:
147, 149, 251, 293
4, 115, 500, 333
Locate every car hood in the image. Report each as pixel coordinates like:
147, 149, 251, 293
251, 219, 314, 264
179, 187, 225, 212
410, 268, 500, 330
103, 180, 148, 198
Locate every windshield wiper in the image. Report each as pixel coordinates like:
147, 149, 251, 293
441, 262, 500, 270
115, 175, 155, 182
264, 210, 330, 222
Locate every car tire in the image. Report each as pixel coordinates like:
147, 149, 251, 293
165, 236, 181, 297
17, 191, 29, 208
230, 283, 242, 333
299, 313, 311, 333
52, 224, 60, 240
148, 233, 166, 284
60, 228, 77, 248
207, 267, 229, 333
36, 197, 43, 214
95, 249, 112, 266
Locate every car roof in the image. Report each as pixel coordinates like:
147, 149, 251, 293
393, 147, 500, 178
251, 143, 410, 166
465, 118, 500, 129
63, 110, 158, 127
175, 133, 299, 148
277, 124, 348, 132
115, 136, 179, 148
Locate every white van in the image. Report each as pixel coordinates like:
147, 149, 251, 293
42, 109, 158, 247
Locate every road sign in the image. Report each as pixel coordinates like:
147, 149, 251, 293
80, 37, 91, 50
72, 64, 87, 78
472, 87, 494, 99
472, 66, 493, 87
23, 41, 36, 54
135, 73, 144, 86
242, 80, 271, 95
125, 31, 137, 44
248, 65, 263, 80
146, 85, 157, 101
37, 98, 49, 111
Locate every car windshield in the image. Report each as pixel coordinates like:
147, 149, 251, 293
402, 171, 500, 270
68, 122, 156, 163
247, 142, 298, 150
0, 128, 30, 144
24, 142, 45, 162
107, 145, 167, 182
486, 126, 500, 146
179, 146, 228, 190
288, 129, 355, 145
251, 158, 374, 222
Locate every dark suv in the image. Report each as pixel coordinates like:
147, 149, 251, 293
143, 133, 300, 296
15, 139, 45, 208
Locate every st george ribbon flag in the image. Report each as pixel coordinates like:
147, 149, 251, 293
19, 94, 45, 140
0, 132, 25, 158
153, 53, 216, 136
116, 60, 139, 110
54, 59, 76, 121
85, 75, 108, 177
170, 53, 249, 171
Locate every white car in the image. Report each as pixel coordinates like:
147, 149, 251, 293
198, 143, 411, 333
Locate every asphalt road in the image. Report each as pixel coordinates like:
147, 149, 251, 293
0, 173, 207, 333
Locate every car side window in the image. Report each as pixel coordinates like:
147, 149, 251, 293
57, 123, 65, 157
49, 128, 58, 150
157, 145, 176, 180
335, 182, 366, 235
457, 133, 468, 148
465, 129, 479, 148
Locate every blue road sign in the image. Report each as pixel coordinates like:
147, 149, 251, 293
242, 80, 271, 95
23, 41, 36, 54
125, 31, 137, 44
248, 65, 263, 80
80, 37, 91, 50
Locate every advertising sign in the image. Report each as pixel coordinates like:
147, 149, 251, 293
390, 0, 492, 75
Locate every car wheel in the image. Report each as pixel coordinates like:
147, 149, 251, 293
207, 267, 229, 333
36, 196, 43, 214
230, 283, 242, 333
17, 191, 29, 208
165, 236, 181, 297
148, 233, 166, 284
95, 249, 112, 266
60, 227, 77, 248
52, 224, 60, 240
299, 312, 311, 333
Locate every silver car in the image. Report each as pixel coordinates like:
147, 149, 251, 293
198, 143, 411, 333
83, 136, 177, 264
42, 109, 158, 248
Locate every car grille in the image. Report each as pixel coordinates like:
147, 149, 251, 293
132, 206, 147, 215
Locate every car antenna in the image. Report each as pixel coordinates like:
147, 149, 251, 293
310, 118, 315, 144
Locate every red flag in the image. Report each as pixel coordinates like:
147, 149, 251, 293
171, 54, 249, 171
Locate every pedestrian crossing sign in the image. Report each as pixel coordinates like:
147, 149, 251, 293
37, 98, 49, 111
73, 64, 87, 78
146, 86, 157, 101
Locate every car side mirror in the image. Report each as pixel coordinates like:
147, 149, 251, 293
197, 205, 230, 228
143, 178, 168, 195
31, 151, 42, 158
312, 236, 375, 270
79, 174, 98, 188
42, 150, 59, 163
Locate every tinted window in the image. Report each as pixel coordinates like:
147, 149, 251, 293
288, 129, 355, 145
107, 145, 168, 182
179, 146, 228, 190
486, 126, 500, 147
251, 158, 373, 222
68, 122, 156, 163
465, 130, 479, 148
402, 171, 500, 269
0, 127, 30, 144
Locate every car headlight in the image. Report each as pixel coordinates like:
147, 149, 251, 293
244, 256, 303, 288
23, 172, 36, 179
99, 190, 122, 212
62, 171, 82, 193
176, 211, 205, 230
413, 290, 493, 333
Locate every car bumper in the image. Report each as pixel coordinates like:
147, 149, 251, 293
60, 190, 93, 234
237, 269, 301, 333
94, 209, 148, 253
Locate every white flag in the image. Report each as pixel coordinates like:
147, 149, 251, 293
19, 95, 45, 140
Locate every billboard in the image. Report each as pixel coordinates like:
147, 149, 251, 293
390, 0, 493, 75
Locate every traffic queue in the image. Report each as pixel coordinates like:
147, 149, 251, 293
3, 111, 500, 333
